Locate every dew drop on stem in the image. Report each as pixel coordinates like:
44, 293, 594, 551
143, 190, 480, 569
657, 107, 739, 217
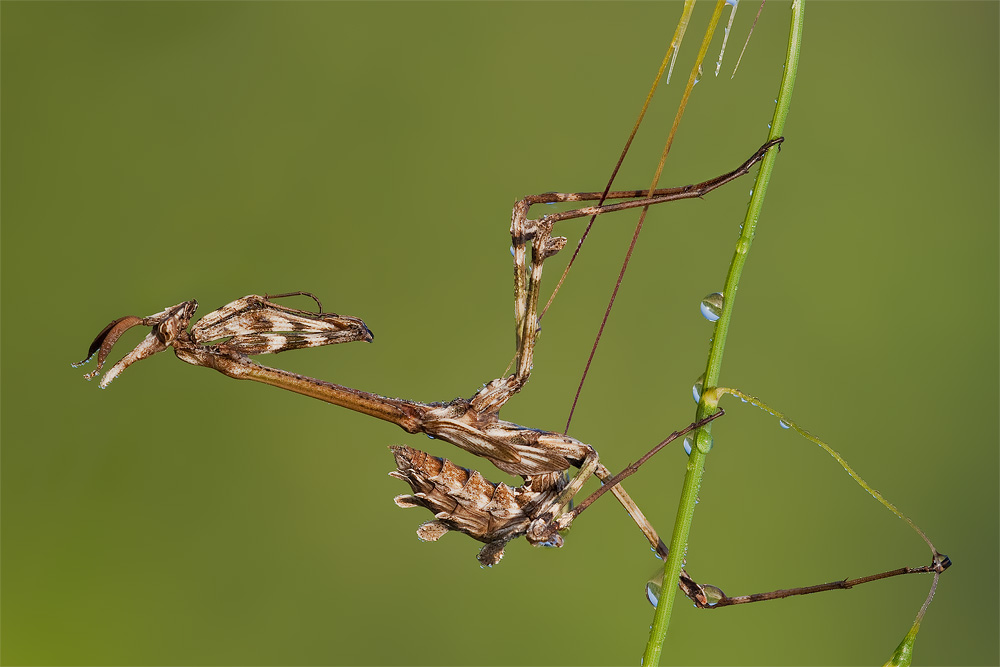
692, 373, 705, 402
700, 292, 724, 322
645, 568, 664, 608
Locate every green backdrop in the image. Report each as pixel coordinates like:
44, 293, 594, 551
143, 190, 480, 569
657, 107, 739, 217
3, 2, 997, 665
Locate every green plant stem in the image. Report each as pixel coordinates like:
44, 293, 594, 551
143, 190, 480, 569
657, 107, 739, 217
641, 1, 803, 664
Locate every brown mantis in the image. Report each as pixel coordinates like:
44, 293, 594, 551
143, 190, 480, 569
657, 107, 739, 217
76, 136, 948, 615
77, 140, 784, 607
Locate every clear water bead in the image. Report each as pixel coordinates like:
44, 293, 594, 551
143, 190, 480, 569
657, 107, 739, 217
684, 430, 713, 455
700, 292, 724, 321
695, 430, 714, 454
701, 585, 726, 607
645, 568, 664, 608
692, 373, 705, 402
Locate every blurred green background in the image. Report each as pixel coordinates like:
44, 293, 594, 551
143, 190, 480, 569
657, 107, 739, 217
2, 2, 996, 665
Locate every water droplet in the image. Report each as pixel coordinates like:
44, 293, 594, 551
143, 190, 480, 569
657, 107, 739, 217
778, 419, 791, 429
701, 585, 726, 607
645, 568, 665, 608
696, 431, 714, 454
71, 352, 97, 368
683, 429, 713, 455
700, 292, 724, 322
692, 373, 705, 402
426, 434, 436, 439
693, 64, 703, 85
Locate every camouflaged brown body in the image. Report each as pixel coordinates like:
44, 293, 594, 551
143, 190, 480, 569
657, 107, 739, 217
390, 445, 567, 566
76, 143, 785, 601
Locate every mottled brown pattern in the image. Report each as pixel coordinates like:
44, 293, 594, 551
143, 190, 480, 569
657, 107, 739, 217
390, 445, 565, 565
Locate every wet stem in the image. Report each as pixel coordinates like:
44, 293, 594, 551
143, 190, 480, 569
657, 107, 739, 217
641, 1, 804, 664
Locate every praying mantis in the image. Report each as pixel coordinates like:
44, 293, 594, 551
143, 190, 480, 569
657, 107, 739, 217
67, 4, 958, 663
76, 136, 947, 619
76, 141, 785, 607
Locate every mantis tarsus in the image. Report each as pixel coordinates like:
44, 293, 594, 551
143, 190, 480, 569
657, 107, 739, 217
76, 137, 947, 612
